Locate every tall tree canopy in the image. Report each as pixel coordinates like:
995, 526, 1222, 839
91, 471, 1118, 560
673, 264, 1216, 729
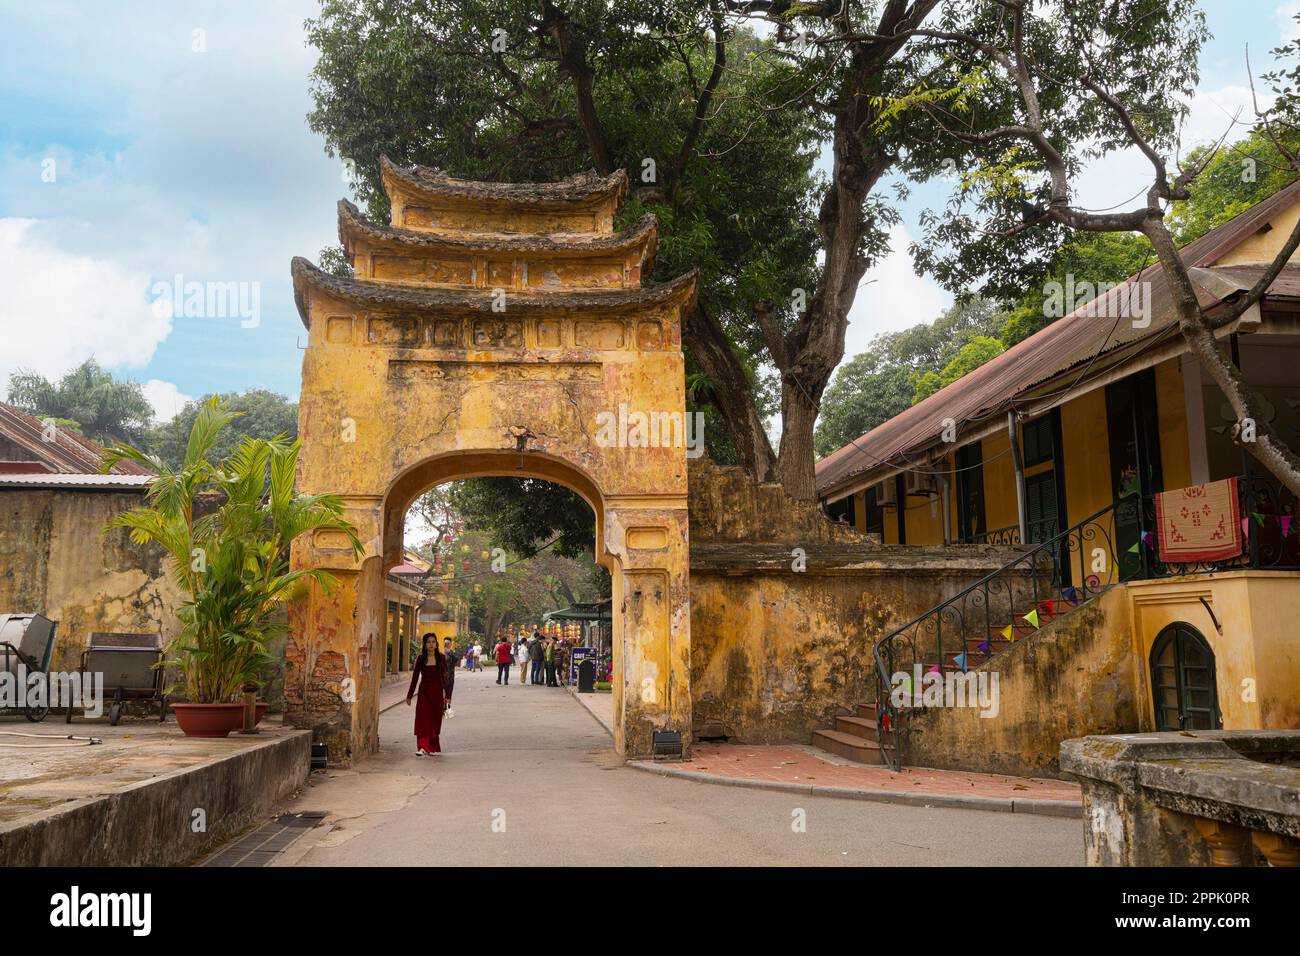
148, 389, 298, 469
881, 0, 1300, 496
6, 360, 154, 446
814, 296, 1001, 455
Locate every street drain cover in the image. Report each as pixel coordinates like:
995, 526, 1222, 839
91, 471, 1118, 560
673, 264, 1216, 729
199, 811, 326, 867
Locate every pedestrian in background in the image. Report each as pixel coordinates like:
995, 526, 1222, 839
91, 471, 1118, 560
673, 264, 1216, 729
529, 631, 544, 685
494, 631, 513, 685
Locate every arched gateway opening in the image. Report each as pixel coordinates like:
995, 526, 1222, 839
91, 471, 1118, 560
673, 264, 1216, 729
283, 159, 695, 763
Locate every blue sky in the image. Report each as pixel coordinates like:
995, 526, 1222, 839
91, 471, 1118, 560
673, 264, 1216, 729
0, 1, 1296, 420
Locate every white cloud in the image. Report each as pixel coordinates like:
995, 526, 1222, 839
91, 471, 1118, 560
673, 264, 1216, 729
0, 217, 170, 388
141, 378, 192, 421
843, 224, 953, 358
1279, 1, 1300, 44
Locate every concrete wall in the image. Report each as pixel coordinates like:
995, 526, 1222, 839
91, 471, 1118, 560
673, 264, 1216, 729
0, 730, 311, 866
687, 459, 1018, 743
902, 585, 1140, 778
0, 487, 183, 673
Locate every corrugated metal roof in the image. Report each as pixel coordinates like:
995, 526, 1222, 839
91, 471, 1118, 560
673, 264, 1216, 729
0, 472, 152, 490
0, 402, 153, 476
816, 180, 1300, 498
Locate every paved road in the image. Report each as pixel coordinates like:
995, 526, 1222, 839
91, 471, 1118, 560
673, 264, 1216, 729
273, 667, 1084, 866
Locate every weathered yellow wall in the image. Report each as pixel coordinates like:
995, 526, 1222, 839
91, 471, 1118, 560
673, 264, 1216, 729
1218, 199, 1300, 265
821, 568, 1300, 776
1126, 571, 1300, 731
1061, 389, 1113, 528
1154, 357, 1192, 490
688, 458, 1019, 742
0, 489, 185, 674
689, 554, 1020, 742
903, 585, 1138, 778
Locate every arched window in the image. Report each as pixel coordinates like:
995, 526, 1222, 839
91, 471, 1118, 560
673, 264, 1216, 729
1149, 623, 1222, 731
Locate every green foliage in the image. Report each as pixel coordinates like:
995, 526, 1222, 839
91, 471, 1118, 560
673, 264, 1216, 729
304, 0, 826, 444
100, 398, 362, 703
6, 359, 154, 446
998, 231, 1154, 346
910, 335, 1006, 403
895, 0, 1208, 300
1168, 128, 1300, 245
814, 297, 1003, 456
428, 528, 603, 639
445, 477, 596, 562
149, 389, 298, 469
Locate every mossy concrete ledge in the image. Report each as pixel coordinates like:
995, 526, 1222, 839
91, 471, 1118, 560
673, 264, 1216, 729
1060, 730, 1300, 866
0, 729, 311, 866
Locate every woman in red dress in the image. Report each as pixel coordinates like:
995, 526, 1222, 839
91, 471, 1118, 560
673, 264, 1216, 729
406, 633, 450, 755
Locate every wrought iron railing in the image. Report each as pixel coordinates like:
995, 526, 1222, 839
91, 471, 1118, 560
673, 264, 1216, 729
956, 524, 1020, 546
1138, 475, 1300, 575
956, 517, 1060, 546
873, 473, 1300, 770
872, 496, 1127, 770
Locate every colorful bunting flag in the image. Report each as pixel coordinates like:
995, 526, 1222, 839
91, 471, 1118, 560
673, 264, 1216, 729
1023, 608, 1041, 629
1040, 599, 1055, 616
977, 640, 991, 654
1062, 586, 1080, 606
1127, 541, 1140, 553
927, 664, 941, 675
1242, 517, 1251, 539
1282, 515, 1294, 538
1001, 624, 1014, 642
1252, 512, 1266, 527
953, 652, 967, 670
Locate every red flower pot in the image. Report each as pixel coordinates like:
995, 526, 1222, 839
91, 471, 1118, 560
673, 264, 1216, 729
171, 702, 269, 737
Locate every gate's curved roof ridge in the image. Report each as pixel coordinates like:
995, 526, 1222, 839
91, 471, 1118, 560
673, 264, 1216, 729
337, 199, 657, 263
291, 256, 696, 328
379, 155, 628, 208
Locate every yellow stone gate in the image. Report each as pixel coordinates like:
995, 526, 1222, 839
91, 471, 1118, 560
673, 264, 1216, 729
285, 159, 696, 763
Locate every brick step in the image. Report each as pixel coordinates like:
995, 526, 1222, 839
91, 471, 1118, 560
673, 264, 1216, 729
834, 714, 877, 739
811, 728, 886, 765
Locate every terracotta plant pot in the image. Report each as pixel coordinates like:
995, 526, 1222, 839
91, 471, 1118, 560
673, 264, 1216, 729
171, 702, 269, 737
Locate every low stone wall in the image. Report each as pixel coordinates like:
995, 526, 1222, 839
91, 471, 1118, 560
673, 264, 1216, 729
1061, 731, 1300, 866
901, 586, 1140, 778
688, 545, 1022, 742
0, 728, 311, 866
686, 458, 1018, 743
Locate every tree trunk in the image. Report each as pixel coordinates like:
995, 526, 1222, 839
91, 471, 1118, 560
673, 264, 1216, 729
773, 379, 822, 499
682, 303, 776, 481
1144, 221, 1300, 498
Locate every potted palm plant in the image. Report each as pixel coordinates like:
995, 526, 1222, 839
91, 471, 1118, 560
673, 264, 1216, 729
101, 398, 360, 736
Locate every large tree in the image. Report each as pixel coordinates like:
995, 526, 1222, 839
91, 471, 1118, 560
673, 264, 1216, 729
879, 0, 1300, 497
305, 0, 950, 499
148, 389, 298, 469
814, 295, 1002, 455
6, 360, 155, 446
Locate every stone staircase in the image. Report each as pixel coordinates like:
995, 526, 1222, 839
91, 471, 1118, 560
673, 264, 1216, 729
811, 701, 889, 765
808, 607, 1068, 764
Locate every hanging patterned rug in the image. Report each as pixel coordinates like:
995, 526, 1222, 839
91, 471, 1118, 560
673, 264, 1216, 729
1155, 476, 1242, 563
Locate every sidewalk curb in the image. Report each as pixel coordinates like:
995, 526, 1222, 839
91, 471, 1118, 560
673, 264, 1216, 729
625, 760, 1083, 819
565, 685, 614, 737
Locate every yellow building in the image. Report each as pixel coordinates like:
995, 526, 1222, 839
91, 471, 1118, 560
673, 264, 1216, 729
817, 183, 1300, 749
